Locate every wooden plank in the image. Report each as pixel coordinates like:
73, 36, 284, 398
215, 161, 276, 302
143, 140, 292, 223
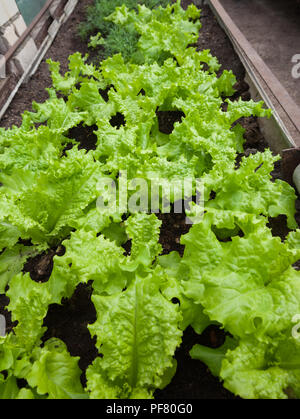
207, 0, 300, 148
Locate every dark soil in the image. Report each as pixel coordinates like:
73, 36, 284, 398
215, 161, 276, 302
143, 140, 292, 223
156, 326, 236, 399
0, 0, 299, 400
42, 283, 99, 386
23, 245, 65, 283
157, 111, 186, 135
158, 211, 190, 257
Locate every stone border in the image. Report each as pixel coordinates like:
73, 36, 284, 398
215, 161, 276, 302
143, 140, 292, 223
0, 1, 38, 79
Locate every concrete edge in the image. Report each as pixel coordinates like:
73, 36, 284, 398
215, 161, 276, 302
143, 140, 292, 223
207, 0, 300, 152
0, 0, 79, 122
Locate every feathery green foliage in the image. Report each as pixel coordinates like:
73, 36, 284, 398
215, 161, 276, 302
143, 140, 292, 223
79, 0, 171, 61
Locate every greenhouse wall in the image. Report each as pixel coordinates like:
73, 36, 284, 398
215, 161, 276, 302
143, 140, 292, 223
16, 0, 48, 26
0, 0, 37, 77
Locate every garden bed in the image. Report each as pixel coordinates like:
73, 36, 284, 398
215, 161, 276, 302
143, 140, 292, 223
0, 0, 299, 400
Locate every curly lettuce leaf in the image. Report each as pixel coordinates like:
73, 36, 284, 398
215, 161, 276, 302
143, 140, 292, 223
26, 89, 86, 134
47, 52, 105, 96
206, 149, 297, 228
0, 376, 20, 399
158, 251, 212, 334
26, 339, 87, 399
190, 336, 237, 377
1, 149, 105, 245
220, 336, 300, 399
125, 213, 162, 265
0, 125, 66, 176
107, 1, 201, 65
0, 245, 39, 293
181, 212, 300, 342
0, 220, 21, 252
49, 213, 162, 302
48, 229, 128, 302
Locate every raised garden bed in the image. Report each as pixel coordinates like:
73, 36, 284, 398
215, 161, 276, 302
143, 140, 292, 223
0, 0, 300, 400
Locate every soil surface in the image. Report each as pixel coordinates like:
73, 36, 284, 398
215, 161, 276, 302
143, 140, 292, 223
0, 0, 299, 400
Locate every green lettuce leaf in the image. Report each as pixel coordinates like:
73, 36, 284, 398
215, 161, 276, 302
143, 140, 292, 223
48, 52, 105, 96
0, 245, 39, 293
205, 149, 297, 228
190, 336, 237, 377
6, 273, 51, 349
181, 212, 300, 342
26, 339, 87, 399
48, 228, 128, 302
220, 336, 300, 399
